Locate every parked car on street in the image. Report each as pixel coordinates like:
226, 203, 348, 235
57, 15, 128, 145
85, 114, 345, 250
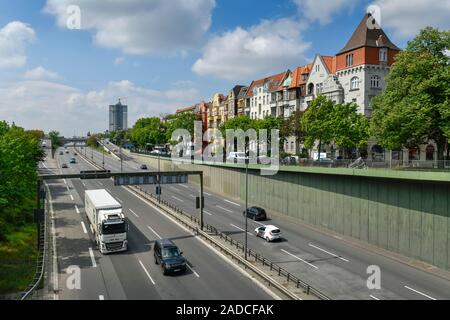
254, 225, 281, 242
226, 152, 247, 163
243, 207, 267, 221
62, 163, 68, 168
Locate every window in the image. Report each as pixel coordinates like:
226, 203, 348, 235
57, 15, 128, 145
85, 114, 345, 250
352, 98, 357, 103
315, 64, 320, 72
426, 145, 435, 161
379, 48, 388, 62
371, 75, 380, 88
346, 54, 354, 67
350, 77, 360, 90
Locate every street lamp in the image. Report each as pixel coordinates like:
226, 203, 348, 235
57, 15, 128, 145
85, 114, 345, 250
244, 142, 249, 260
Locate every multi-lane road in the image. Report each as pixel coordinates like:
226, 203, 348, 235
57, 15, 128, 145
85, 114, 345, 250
77, 142, 450, 300
39, 147, 276, 300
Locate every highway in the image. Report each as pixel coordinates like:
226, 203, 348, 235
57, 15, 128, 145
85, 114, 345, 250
82, 142, 450, 300
39, 147, 275, 300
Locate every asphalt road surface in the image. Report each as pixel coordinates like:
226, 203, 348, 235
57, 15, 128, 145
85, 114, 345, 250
39, 147, 275, 300
73, 144, 450, 300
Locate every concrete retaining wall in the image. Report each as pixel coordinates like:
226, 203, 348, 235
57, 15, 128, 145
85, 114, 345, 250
131, 152, 450, 270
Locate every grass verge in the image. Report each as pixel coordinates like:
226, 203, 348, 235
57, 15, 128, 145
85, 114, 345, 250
0, 224, 37, 296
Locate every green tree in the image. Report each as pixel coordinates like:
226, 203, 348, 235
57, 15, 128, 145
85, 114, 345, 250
165, 112, 197, 144
0, 122, 43, 240
281, 111, 305, 155
332, 103, 369, 158
129, 117, 166, 149
86, 135, 99, 148
48, 131, 62, 159
303, 96, 335, 159
371, 27, 450, 164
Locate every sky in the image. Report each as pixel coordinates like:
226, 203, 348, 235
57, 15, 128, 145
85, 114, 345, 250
0, 0, 449, 136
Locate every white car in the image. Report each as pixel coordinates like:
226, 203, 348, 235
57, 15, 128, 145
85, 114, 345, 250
254, 225, 281, 242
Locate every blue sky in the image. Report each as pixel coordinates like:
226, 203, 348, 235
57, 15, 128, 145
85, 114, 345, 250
0, 0, 448, 136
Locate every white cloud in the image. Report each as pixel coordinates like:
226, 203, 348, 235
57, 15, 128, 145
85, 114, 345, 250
0, 80, 201, 136
0, 21, 36, 68
372, 0, 450, 38
192, 18, 311, 81
114, 57, 125, 65
44, 0, 216, 55
24, 66, 60, 80
294, 0, 356, 25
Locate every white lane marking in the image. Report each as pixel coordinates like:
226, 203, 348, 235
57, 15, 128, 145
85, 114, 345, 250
80, 222, 87, 234
281, 249, 318, 270
370, 295, 380, 300
179, 184, 190, 189
89, 224, 94, 234
333, 235, 343, 240
99, 295, 105, 300
204, 192, 212, 196
66, 186, 70, 193
308, 244, 349, 262
139, 260, 156, 285
186, 265, 200, 278
98, 182, 103, 186
203, 210, 213, 216
224, 199, 241, 207
216, 205, 232, 213
170, 186, 180, 192
105, 188, 112, 193
404, 286, 437, 300
116, 197, 123, 203
74, 205, 80, 214
230, 224, 253, 236
82, 182, 86, 187
171, 196, 183, 202
129, 209, 139, 218
63, 179, 67, 184
147, 226, 162, 239
189, 194, 195, 198
122, 186, 282, 301
89, 248, 97, 267
70, 195, 74, 201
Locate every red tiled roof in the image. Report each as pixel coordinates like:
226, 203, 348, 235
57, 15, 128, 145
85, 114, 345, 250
176, 105, 196, 114
246, 71, 289, 97
321, 56, 337, 74
289, 63, 313, 88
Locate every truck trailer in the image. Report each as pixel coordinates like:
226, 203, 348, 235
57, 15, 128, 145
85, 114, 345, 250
84, 189, 128, 254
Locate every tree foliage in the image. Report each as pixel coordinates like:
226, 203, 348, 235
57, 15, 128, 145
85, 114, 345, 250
371, 27, 450, 161
165, 112, 197, 144
0, 121, 44, 240
303, 96, 335, 154
128, 117, 166, 149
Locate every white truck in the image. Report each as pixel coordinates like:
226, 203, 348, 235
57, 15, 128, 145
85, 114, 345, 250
85, 189, 128, 254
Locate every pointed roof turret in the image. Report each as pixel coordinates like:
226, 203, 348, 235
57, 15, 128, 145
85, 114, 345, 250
338, 13, 400, 55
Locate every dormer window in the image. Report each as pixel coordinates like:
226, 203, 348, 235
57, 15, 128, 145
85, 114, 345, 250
346, 54, 354, 67
379, 48, 388, 62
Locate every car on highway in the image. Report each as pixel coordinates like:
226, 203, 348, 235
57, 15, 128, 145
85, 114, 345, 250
243, 206, 267, 221
70, 158, 76, 164
59, 151, 64, 155
154, 239, 187, 275
74, 152, 77, 156
65, 150, 70, 154
254, 225, 281, 242
140, 164, 148, 170
61, 163, 68, 168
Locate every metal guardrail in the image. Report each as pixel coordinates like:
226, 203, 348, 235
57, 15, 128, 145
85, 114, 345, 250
132, 185, 330, 300
20, 191, 48, 300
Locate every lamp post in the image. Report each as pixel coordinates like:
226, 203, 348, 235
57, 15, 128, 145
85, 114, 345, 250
158, 152, 161, 203
244, 143, 249, 261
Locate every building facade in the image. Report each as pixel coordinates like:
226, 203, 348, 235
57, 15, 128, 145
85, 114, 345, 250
109, 99, 128, 132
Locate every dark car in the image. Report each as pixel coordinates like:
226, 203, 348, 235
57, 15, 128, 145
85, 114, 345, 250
61, 163, 68, 168
70, 158, 76, 164
59, 151, 64, 155
243, 206, 267, 221
154, 239, 186, 275
140, 164, 148, 170
74, 152, 78, 156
